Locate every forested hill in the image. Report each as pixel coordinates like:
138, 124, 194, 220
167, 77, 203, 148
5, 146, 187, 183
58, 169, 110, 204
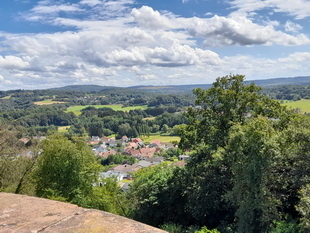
50, 76, 310, 94
251, 76, 310, 87
51, 85, 124, 92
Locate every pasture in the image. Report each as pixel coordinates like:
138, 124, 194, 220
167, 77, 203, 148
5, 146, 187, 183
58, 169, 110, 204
58, 126, 70, 133
65, 105, 148, 115
283, 99, 310, 113
142, 134, 180, 143
34, 99, 67, 105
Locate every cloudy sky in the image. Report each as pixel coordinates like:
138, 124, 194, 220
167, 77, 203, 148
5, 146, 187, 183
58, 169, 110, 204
0, 0, 310, 90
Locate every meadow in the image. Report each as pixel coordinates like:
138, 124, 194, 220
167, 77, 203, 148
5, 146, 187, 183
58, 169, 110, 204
34, 99, 67, 105
65, 105, 148, 115
282, 99, 310, 113
58, 126, 70, 133
141, 134, 180, 143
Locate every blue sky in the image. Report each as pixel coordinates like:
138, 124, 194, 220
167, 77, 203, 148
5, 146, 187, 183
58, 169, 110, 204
0, 0, 310, 90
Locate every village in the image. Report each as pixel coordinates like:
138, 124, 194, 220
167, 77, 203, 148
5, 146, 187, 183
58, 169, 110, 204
87, 135, 190, 191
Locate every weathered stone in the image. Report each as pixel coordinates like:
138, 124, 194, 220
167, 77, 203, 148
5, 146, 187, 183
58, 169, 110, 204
0, 193, 167, 233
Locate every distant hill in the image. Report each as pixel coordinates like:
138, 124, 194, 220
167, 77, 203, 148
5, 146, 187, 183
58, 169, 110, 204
50, 76, 310, 94
128, 84, 213, 94
249, 76, 310, 87
51, 85, 123, 92
129, 76, 310, 93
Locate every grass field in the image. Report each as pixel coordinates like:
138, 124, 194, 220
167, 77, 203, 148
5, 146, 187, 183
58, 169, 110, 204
282, 99, 310, 113
58, 126, 70, 133
142, 134, 180, 143
65, 105, 148, 115
0, 95, 11, 100
34, 99, 67, 105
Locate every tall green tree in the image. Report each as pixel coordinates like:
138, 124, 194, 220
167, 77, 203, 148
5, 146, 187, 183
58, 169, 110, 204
179, 74, 284, 150
226, 117, 279, 233
34, 134, 100, 204
129, 163, 188, 227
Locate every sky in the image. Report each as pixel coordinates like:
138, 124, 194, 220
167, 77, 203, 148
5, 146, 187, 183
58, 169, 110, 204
0, 0, 310, 90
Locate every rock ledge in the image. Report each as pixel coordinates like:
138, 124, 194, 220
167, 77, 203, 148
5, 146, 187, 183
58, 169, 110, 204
0, 192, 167, 233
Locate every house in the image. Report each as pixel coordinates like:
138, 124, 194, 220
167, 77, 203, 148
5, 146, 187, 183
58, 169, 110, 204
98, 150, 116, 159
101, 136, 110, 143
133, 138, 144, 146
137, 160, 152, 168
128, 142, 138, 148
127, 147, 157, 159
94, 144, 107, 155
121, 136, 129, 142
179, 155, 190, 161
113, 164, 141, 173
99, 170, 131, 182
19, 137, 31, 145
160, 142, 176, 150
91, 136, 100, 141
145, 156, 164, 164
149, 140, 161, 148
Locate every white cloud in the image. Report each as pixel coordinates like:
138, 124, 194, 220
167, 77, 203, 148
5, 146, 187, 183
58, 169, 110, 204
285, 21, 303, 33
131, 6, 175, 30
230, 0, 310, 19
0, 56, 30, 69
186, 15, 310, 46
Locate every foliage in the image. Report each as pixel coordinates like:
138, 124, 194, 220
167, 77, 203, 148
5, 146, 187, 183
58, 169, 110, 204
128, 164, 187, 226
296, 184, 310, 231
195, 226, 220, 233
179, 74, 285, 150
33, 134, 100, 204
226, 117, 279, 233
86, 177, 130, 216
270, 219, 300, 233
0, 122, 37, 194
101, 154, 136, 166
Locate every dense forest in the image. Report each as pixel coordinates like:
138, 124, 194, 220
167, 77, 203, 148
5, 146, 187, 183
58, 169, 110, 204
1, 75, 310, 232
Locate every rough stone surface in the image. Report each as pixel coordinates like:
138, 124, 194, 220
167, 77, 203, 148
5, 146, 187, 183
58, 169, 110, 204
0, 193, 167, 233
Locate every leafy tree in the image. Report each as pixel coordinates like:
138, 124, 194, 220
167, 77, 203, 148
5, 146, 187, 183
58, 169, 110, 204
33, 134, 100, 204
176, 75, 292, 231
226, 117, 279, 233
179, 74, 284, 150
129, 164, 188, 227
296, 184, 310, 231
87, 177, 130, 216
0, 122, 37, 194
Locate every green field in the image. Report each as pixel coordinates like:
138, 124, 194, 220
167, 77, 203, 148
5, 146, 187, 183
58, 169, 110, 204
282, 99, 310, 113
65, 105, 148, 115
0, 95, 11, 100
142, 134, 180, 143
34, 99, 67, 105
58, 126, 70, 133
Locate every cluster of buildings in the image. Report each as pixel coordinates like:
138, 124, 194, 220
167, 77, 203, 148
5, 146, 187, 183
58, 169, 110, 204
88, 135, 187, 191
89, 136, 176, 160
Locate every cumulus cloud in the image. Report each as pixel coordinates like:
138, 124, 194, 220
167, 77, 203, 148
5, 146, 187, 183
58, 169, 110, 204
0, 56, 30, 69
230, 0, 310, 19
285, 21, 303, 33
186, 15, 310, 46
131, 6, 175, 30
